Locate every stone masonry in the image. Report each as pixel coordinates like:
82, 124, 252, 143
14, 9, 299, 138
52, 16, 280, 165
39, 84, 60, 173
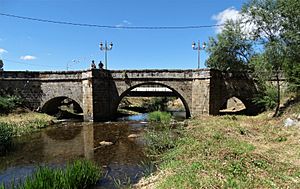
0, 69, 263, 121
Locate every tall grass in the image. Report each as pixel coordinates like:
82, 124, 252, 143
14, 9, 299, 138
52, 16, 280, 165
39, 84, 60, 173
3, 160, 102, 189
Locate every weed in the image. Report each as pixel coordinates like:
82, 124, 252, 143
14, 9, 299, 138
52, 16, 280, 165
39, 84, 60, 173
138, 160, 157, 177
112, 175, 132, 189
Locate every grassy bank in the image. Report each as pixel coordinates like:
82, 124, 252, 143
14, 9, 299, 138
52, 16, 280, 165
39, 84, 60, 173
0, 159, 102, 189
0, 112, 54, 137
138, 105, 300, 188
0, 112, 54, 155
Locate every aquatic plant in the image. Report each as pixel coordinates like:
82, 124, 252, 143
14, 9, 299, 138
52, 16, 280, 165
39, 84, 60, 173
148, 111, 172, 124
3, 159, 101, 189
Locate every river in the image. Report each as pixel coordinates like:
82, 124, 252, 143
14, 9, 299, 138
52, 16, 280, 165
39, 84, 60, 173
0, 112, 185, 188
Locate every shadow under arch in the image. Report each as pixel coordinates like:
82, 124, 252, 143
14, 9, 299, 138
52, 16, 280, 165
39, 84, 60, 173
219, 95, 260, 116
115, 82, 191, 118
41, 96, 83, 117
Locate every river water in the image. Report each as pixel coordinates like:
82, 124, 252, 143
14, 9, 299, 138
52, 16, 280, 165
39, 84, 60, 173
0, 112, 185, 188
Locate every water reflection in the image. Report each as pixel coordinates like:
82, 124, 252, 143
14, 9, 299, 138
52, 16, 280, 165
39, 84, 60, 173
0, 120, 148, 188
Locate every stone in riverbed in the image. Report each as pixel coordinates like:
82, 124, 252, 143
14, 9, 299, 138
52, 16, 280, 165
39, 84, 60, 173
128, 134, 140, 138
99, 141, 113, 146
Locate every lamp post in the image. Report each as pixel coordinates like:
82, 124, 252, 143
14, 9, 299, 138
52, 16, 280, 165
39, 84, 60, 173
192, 41, 206, 69
99, 41, 113, 69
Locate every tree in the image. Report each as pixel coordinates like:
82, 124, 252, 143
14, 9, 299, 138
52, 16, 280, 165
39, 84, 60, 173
278, 0, 300, 96
242, 0, 287, 117
205, 20, 254, 71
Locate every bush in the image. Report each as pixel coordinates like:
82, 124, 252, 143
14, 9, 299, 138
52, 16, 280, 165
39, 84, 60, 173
148, 111, 172, 124
0, 122, 13, 155
0, 95, 23, 114
253, 84, 277, 110
7, 160, 102, 189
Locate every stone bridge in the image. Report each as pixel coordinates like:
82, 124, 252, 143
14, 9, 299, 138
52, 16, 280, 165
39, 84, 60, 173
0, 69, 261, 121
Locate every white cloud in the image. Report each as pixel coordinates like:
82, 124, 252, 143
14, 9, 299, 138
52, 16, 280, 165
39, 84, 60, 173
0, 48, 8, 54
212, 7, 256, 35
212, 7, 241, 33
115, 20, 132, 28
20, 55, 37, 60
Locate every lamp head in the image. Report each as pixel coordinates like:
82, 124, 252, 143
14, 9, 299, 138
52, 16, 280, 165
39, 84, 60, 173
192, 42, 196, 49
202, 42, 206, 49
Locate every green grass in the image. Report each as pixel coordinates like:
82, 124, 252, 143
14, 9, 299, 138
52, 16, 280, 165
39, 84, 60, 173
141, 107, 300, 188
2, 159, 102, 189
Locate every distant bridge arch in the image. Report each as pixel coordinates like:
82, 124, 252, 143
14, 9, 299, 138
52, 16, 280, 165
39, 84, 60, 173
115, 82, 191, 118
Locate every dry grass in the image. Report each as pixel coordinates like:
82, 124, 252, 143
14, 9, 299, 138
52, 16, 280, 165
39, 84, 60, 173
136, 103, 300, 189
0, 112, 54, 136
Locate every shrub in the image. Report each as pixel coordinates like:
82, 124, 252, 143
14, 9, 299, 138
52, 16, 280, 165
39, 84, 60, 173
0, 95, 23, 114
253, 84, 277, 110
0, 122, 13, 155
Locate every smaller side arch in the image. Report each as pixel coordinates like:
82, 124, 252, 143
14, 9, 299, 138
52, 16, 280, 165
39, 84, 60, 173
114, 82, 191, 118
219, 95, 260, 115
41, 96, 83, 116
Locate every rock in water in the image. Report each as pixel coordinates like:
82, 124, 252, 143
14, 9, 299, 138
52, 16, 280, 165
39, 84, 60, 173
99, 141, 113, 146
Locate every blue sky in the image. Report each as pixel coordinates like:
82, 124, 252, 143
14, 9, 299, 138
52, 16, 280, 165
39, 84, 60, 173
0, 0, 245, 71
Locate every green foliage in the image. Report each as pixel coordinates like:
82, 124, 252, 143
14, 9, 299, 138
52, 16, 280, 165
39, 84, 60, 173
0, 122, 13, 155
205, 20, 253, 71
143, 97, 172, 112
243, 0, 300, 115
253, 84, 277, 110
6, 160, 101, 189
148, 111, 172, 124
0, 95, 23, 114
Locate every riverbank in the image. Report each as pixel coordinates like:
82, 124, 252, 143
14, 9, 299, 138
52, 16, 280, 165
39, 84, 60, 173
0, 112, 55, 137
135, 103, 300, 188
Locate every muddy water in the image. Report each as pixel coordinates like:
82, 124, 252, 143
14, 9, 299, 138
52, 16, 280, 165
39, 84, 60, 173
0, 115, 151, 188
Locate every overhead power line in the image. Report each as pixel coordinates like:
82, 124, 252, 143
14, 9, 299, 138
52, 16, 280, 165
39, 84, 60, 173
2, 58, 65, 69
0, 12, 223, 30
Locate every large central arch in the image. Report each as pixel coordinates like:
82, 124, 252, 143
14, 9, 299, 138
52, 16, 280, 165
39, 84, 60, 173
114, 82, 191, 118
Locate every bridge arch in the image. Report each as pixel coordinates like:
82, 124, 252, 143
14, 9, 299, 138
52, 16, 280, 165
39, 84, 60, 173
219, 94, 259, 115
115, 82, 191, 118
41, 96, 83, 116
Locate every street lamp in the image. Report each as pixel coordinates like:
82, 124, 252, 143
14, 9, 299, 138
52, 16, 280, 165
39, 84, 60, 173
99, 41, 113, 69
192, 41, 206, 69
